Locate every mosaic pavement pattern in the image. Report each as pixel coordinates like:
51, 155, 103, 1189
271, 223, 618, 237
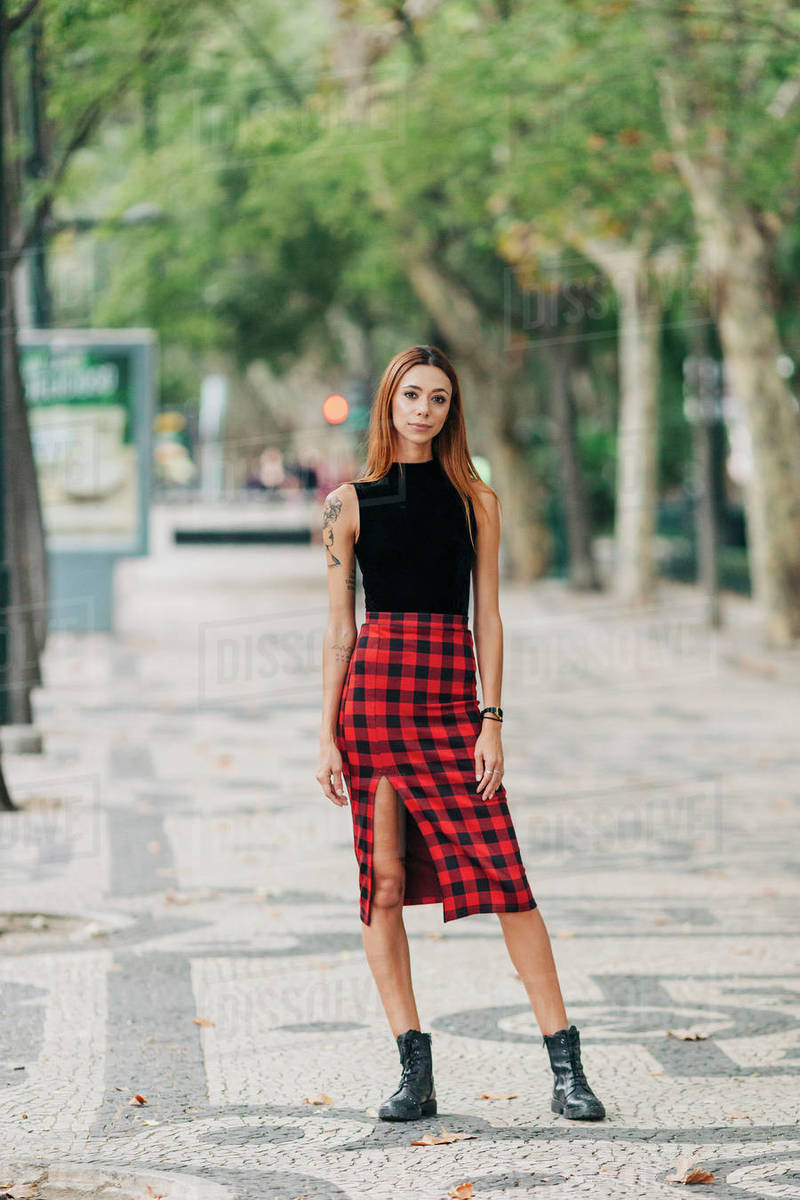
1, 545, 799, 1199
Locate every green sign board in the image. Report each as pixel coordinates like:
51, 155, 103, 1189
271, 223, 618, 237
19, 330, 155, 555
18, 330, 156, 631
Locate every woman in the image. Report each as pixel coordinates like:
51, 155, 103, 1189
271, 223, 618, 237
316, 345, 605, 1123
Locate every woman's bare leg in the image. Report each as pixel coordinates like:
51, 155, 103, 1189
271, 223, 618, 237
497, 907, 569, 1036
361, 774, 421, 1037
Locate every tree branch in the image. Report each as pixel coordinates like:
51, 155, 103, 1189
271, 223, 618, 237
7, 0, 41, 34
216, 0, 303, 106
9, 15, 188, 269
387, 1, 425, 64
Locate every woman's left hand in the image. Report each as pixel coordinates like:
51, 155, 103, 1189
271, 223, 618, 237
475, 719, 504, 799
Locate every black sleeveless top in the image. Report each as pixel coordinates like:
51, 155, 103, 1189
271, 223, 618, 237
352, 457, 477, 617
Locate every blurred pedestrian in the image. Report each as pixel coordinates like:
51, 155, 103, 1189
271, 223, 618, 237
258, 446, 286, 496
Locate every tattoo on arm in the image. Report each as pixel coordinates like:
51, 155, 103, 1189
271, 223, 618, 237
324, 527, 341, 567
346, 563, 356, 591
323, 494, 343, 567
322, 495, 342, 528
333, 640, 355, 663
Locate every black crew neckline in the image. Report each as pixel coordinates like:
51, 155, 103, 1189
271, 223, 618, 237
395, 458, 438, 465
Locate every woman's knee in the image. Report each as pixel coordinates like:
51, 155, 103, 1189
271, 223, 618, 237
372, 865, 405, 910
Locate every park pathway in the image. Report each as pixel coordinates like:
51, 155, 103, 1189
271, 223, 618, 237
1, 538, 799, 1199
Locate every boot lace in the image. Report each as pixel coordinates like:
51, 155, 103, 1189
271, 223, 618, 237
400, 1040, 427, 1091
565, 1030, 589, 1092
569, 1054, 588, 1091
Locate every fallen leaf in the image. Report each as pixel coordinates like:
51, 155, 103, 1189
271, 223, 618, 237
667, 1156, 716, 1184
683, 1166, 715, 1184
555, 929, 575, 938
129, 1094, 148, 1105
146, 841, 163, 854
193, 1017, 214, 1027
302, 1093, 332, 1105
448, 1185, 474, 1199
480, 1092, 517, 1100
217, 755, 233, 768
727, 1112, 750, 1119
146, 1188, 165, 1199
411, 1127, 478, 1145
666, 1029, 709, 1041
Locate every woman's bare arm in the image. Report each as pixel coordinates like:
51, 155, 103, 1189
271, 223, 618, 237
471, 485, 504, 711
319, 482, 358, 746
471, 486, 505, 799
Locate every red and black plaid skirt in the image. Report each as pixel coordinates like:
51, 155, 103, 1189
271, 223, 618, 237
335, 610, 537, 924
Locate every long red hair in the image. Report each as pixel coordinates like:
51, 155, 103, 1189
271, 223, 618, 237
355, 345, 500, 551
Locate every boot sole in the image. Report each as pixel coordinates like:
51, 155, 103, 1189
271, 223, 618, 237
551, 1098, 605, 1120
378, 1098, 438, 1121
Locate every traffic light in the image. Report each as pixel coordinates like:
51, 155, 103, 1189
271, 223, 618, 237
323, 394, 349, 425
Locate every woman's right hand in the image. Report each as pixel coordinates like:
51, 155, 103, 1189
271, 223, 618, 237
316, 740, 349, 807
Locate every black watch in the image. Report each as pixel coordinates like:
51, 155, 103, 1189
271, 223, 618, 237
480, 705, 503, 721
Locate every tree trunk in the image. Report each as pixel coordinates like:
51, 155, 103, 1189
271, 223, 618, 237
480, 377, 551, 580
658, 71, 800, 645
574, 236, 662, 606
2, 282, 47, 723
2, 18, 48, 725
539, 307, 600, 590
0, 757, 16, 810
713, 210, 800, 643
615, 261, 662, 606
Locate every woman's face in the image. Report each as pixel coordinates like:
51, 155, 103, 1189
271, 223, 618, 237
391, 365, 452, 452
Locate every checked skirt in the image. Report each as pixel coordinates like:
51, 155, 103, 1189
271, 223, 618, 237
335, 609, 537, 925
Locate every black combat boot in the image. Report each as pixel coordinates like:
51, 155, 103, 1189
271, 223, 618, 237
378, 1028, 437, 1121
542, 1024, 606, 1120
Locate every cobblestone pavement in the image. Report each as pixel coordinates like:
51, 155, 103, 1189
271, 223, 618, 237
1, 541, 799, 1199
